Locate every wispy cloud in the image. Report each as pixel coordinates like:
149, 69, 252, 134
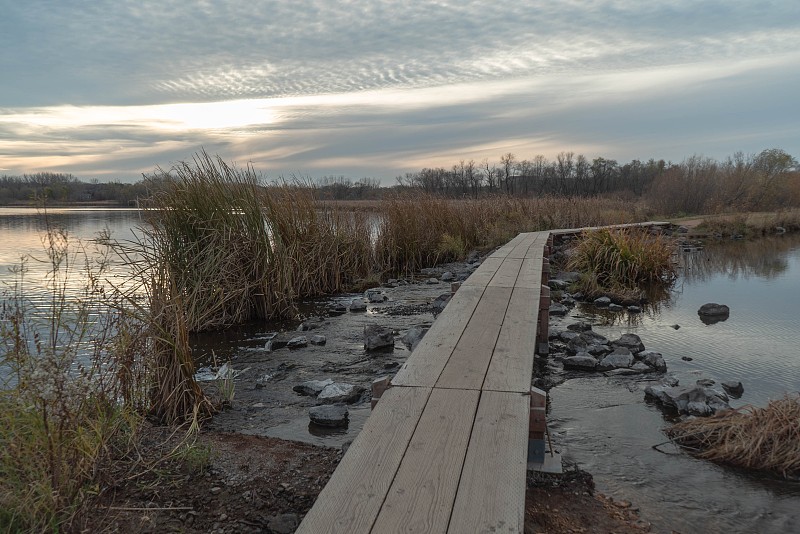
1, 1, 798, 180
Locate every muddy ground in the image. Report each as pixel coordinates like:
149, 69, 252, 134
87, 257, 654, 533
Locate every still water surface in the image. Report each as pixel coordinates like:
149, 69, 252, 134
1, 208, 798, 533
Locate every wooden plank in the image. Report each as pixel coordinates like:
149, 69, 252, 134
435, 286, 512, 390
491, 233, 525, 258
296, 387, 431, 534
507, 233, 536, 259
462, 257, 504, 288
487, 258, 522, 288
515, 258, 542, 289
447, 391, 529, 534
482, 287, 538, 393
392, 286, 484, 387
371, 389, 480, 533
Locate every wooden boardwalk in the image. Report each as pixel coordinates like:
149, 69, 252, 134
297, 231, 552, 534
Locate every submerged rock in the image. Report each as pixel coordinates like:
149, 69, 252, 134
698, 303, 730, 317
309, 405, 349, 428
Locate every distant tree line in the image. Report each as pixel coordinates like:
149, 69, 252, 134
4, 148, 797, 216
0, 172, 147, 206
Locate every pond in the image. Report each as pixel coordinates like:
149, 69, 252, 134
2, 208, 798, 532
548, 234, 800, 533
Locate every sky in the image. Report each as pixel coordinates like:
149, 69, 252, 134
1, 0, 798, 184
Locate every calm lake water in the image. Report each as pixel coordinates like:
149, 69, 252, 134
2, 208, 799, 532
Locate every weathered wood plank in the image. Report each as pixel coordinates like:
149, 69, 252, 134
487, 258, 523, 288
491, 233, 526, 258
435, 286, 512, 390
462, 257, 504, 288
482, 287, 538, 393
296, 387, 431, 534
392, 286, 485, 388
507, 233, 537, 259
515, 258, 543, 289
447, 391, 529, 534
371, 389, 480, 533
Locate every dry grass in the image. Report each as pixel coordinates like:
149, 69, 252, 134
666, 395, 800, 479
565, 227, 677, 299
696, 209, 800, 237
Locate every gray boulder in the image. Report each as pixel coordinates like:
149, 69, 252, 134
608, 303, 624, 312
440, 271, 455, 282
549, 303, 568, 316
562, 354, 599, 371
364, 324, 395, 351
639, 350, 667, 372
548, 279, 569, 290
611, 333, 645, 353
365, 289, 386, 303
722, 381, 744, 398
644, 384, 730, 416
309, 405, 349, 428
425, 277, 440, 284
594, 296, 611, 307
431, 293, 452, 316
558, 330, 580, 343
310, 334, 327, 346
598, 348, 634, 371
318, 383, 365, 404
293, 378, 334, 396
627, 305, 642, 313
349, 299, 367, 312
567, 321, 593, 332
286, 336, 309, 349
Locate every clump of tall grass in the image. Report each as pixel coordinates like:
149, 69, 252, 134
136, 152, 374, 332
565, 228, 677, 299
665, 395, 800, 479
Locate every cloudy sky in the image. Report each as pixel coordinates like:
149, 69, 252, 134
1, 0, 798, 183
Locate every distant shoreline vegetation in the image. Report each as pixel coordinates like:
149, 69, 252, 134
2, 148, 798, 216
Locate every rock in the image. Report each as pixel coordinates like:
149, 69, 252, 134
365, 289, 386, 303
400, 325, 429, 351
678, 225, 689, 233
775, 226, 786, 234
611, 333, 645, 353
558, 331, 580, 342
425, 277, 439, 284
627, 305, 641, 313
309, 405, 349, 427
364, 324, 395, 351
698, 303, 730, 317
441, 271, 455, 282
549, 303, 568, 316
571, 291, 585, 301
696, 378, 715, 387
562, 353, 599, 371
349, 299, 367, 312
210, 486, 222, 495
297, 317, 324, 331
329, 303, 347, 315
267, 513, 300, 534
293, 379, 334, 396
681, 356, 693, 361
670, 324, 680, 330
594, 296, 612, 307
310, 334, 327, 346
631, 361, 653, 373
318, 383, 365, 404
286, 336, 308, 349
255, 374, 273, 388
567, 321, 593, 332
597, 348, 634, 371
431, 293, 452, 316
555, 271, 581, 283
560, 296, 576, 308
644, 384, 730, 416
662, 374, 680, 387
548, 279, 569, 290
608, 303, 624, 312
721, 381, 744, 398
639, 350, 667, 372
567, 331, 610, 356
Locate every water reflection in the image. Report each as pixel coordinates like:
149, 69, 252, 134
680, 236, 793, 282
